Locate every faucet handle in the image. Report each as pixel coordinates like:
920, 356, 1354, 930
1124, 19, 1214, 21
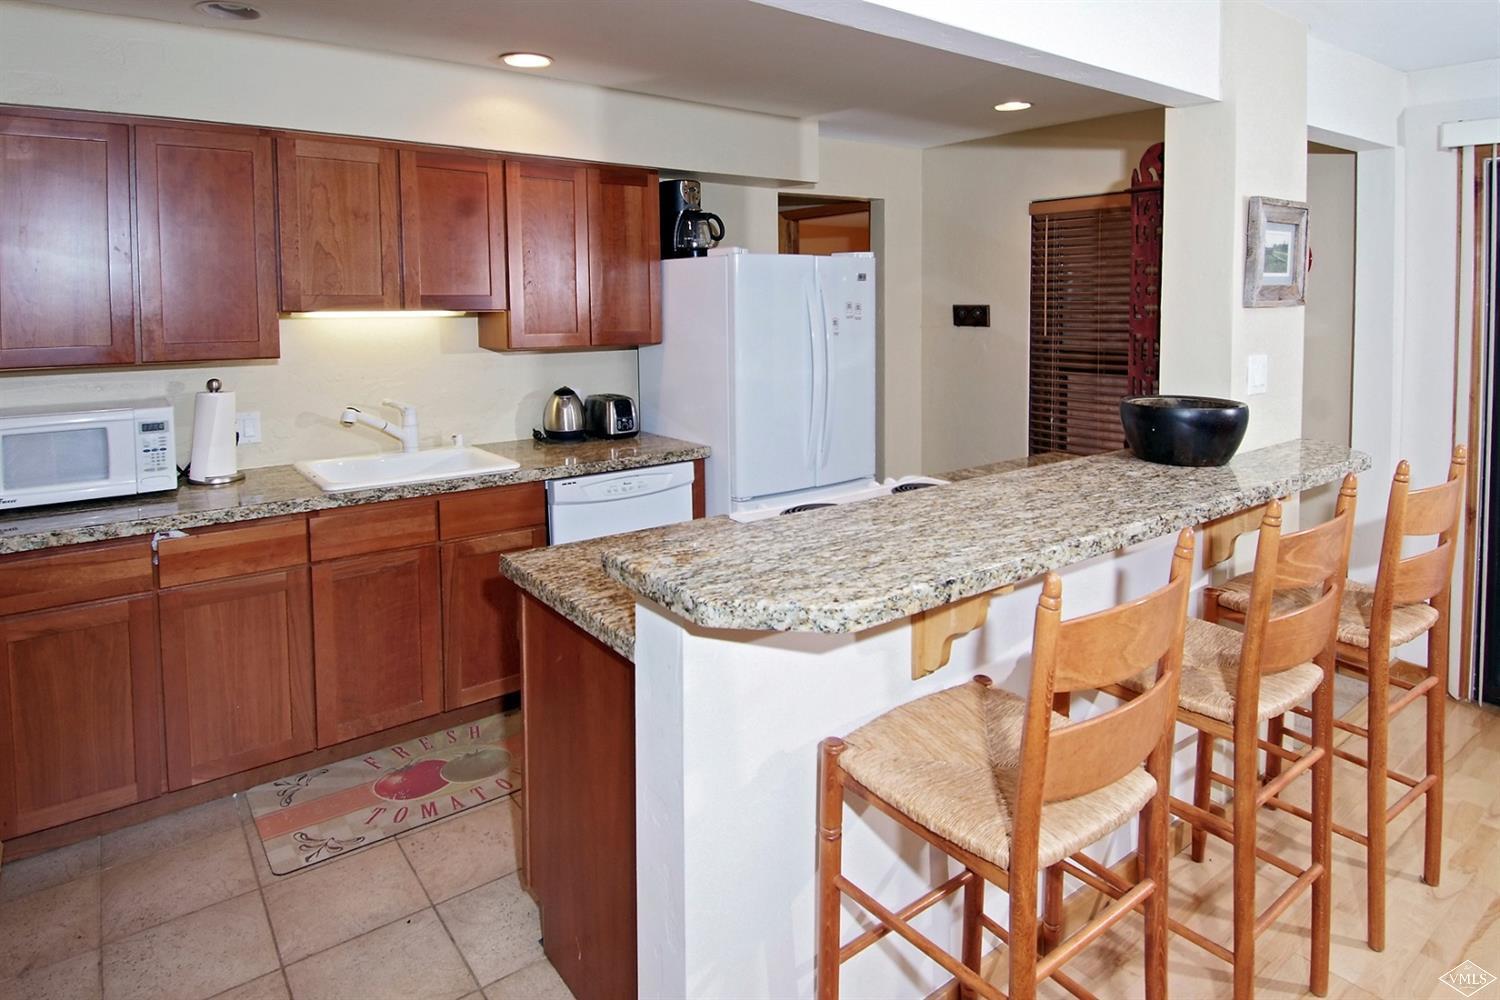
381, 398, 416, 415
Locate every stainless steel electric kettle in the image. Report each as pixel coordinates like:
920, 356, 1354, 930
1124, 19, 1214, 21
539, 386, 586, 441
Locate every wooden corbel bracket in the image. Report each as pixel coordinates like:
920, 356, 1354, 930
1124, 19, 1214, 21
1201, 502, 1277, 570
910, 587, 1011, 680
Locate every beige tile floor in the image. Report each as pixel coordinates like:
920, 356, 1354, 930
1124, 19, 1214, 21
0, 792, 575, 1000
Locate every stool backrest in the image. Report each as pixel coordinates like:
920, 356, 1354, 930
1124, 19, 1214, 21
1376, 447, 1466, 612
1022, 528, 1194, 805
1237, 476, 1358, 699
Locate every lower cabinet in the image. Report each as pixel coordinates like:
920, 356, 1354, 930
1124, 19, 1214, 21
311, 547, 442, 746
440, 525, 547, 708
0, 596, 163, 838
158, 568, 315, 789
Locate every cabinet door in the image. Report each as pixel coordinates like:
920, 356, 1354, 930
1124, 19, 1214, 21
505, 159, 590, 348
311, 547, 441, 746
0, 114, 134, 368
0, 596, 163, 837
587, 167, 660, 346
276, 137, 401, 311
159, 568, 314, 789
441, 526, 545, 708
137, 126, 279, 362
400, 150, 507, 311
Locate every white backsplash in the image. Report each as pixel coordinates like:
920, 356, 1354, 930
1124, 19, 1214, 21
0, 316, 640, 470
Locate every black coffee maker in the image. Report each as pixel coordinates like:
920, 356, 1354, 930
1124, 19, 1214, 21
660, 179, 725, 259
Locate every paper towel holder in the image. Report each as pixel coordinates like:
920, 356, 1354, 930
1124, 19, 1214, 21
187, 378, 246, 487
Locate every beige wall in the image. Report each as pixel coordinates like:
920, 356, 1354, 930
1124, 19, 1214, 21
919, 109, 1164, 475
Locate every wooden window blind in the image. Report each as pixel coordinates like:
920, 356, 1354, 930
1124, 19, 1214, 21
1028, 194, 1133, 456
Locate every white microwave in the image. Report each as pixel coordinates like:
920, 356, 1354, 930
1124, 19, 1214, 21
0, 400, 177, 510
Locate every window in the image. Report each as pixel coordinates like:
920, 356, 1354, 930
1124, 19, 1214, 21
1028, 194, 1134, 456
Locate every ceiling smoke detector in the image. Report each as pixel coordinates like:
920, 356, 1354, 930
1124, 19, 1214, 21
993, 100, 1033, 112
499, 52, 554, 69
194, 1, 262, 19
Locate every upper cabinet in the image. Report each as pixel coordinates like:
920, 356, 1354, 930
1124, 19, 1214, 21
276, 137, 402, 311
0, 113, 135, 369
136, 126, 279, 363
588, 166, 661, 346
481, 159, 660, 351
400, 149, 507, 311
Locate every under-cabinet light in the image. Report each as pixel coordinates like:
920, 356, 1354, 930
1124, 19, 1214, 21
286, 311, 470, 319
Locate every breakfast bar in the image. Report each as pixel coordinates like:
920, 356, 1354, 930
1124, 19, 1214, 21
501, 438, 1370, 1000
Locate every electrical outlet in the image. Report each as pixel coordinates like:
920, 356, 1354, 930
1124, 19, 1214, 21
952, 304, 990, 327
1246, 355, 1269, 396
235, 411, 261, 445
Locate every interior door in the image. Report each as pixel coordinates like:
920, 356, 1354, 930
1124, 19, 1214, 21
729, 255, 819, 503
815, 256, 877, 487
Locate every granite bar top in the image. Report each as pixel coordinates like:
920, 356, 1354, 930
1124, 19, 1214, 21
942, 451, 1077, 482
0, 434, 708, 555
598, 439, 1370, 635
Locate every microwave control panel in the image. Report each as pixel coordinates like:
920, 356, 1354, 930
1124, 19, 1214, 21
135, 407, 177, 491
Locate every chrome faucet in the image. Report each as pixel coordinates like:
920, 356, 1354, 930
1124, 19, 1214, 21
340, 399, 420, 453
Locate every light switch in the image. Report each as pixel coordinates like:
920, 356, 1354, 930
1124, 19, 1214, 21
1246, 355, 1269, 396
235, 411, 262, 445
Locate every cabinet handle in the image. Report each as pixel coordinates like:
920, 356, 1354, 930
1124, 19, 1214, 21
150, 528, 189, 565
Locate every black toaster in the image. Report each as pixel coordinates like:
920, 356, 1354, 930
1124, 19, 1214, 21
584, 394, 638, 438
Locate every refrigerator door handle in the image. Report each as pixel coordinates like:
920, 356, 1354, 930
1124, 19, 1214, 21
818, 286, 834, 469
805, 288, 821, 466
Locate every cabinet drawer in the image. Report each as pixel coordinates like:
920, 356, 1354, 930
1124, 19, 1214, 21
0, 539, 154, 617
156, 517, 308, 588
438, 483, 546, 540
309, 498, 437, 561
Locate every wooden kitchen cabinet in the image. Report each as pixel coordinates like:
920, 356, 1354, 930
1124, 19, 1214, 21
0, 113, 135, 369
311, 546, 442, 746
136, 125, 279, 362
159, 569, 315, 789
441, 525, 546, 708
587, 166, 661, 346
496, 158, 592, 349
0, 596, 163, 838
400, 149, 507, 311
276, 136, 402, 311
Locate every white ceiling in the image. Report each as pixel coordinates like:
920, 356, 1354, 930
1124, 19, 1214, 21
30, 0, 1154, 147
1264, 0, 1500, 71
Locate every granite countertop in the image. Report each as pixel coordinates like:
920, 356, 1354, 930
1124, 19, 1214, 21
0, 434, 708, 555
597, 439, 1370, 636
942, 451, 1077, 482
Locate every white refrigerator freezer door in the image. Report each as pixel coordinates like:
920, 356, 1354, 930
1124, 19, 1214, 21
814, 255, 877, 487
729, 255, 820, 502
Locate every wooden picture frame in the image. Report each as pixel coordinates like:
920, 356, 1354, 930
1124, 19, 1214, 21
1243, 196, 1309, 307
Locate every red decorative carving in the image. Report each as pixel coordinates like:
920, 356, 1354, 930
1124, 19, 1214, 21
1128, 143, 1164, 396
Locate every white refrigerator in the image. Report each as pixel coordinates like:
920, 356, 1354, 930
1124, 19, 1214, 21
640, 249, 877, 516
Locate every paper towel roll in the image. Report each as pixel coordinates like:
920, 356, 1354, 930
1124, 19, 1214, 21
188, 380, 243, 485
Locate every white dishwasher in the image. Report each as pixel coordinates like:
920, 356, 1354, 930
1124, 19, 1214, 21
546, 461, 696, 544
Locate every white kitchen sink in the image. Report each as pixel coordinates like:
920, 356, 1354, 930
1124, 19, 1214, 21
295, 446, 521, 493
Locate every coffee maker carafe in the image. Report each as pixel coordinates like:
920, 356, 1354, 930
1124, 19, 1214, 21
660, 179, 726, 259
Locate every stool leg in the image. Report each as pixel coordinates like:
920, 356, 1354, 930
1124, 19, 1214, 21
816, 739, 846, 1000
1040, 864, 1064, 954
1366, 652, 1389, 953
1142, 745, 1171, 1000
1232, 719, 1258, 1000
1008, 861, 1039, 1000
1424, 608, 1448, 887
1191, 731, 1214, 862
1264, 713, 1286, 780
961, 871, 985, 1000
1310, 658, 1334, 996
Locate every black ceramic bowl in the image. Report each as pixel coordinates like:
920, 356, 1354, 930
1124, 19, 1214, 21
1119, 396, 1249, 467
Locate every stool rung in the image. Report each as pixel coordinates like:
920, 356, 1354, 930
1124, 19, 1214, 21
839, 871, 969, 962
1171, 797, 1305, 877
1208, 770, 1234, 788
1263, 795, 1312, 823
1333, 717, 1369, 738
1257, 737, 1303, 762
1388, 767, 1424, 789
1333, 746, 1371, 769
1037, 880, 1153, 981
835, 875, 1001, 1000
1387, 774, 1439, 822
1387, 675, 1439, 718
1254, 862, 1323, 938
979, 914, 1009, 944
1169, 916, 1234, 964
977, 915, 1095, 1000
1288, 705, 1314, 719
1068, 852, 1133, 894
1255, 747, 1323, 808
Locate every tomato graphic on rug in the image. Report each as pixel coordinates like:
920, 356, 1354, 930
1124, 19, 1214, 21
373, 758, 450, 801
440, 746, 509, 783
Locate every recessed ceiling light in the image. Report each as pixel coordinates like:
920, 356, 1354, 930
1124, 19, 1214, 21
193, 1, 262, 20
993, 100, 1033, 112
499, 52, 553, 69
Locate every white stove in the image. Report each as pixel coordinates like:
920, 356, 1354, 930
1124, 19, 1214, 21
728, 476, 949, 523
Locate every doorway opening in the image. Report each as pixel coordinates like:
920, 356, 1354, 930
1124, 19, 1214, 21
778, 196, 871, 255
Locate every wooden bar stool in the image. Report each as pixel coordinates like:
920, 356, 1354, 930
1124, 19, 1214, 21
1114, 476, 1357, 1000
816, 528, 1194, 1000
1205, 448, 1465, 952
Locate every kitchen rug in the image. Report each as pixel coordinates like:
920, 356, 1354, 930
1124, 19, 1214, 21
245, 711, 522, 875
